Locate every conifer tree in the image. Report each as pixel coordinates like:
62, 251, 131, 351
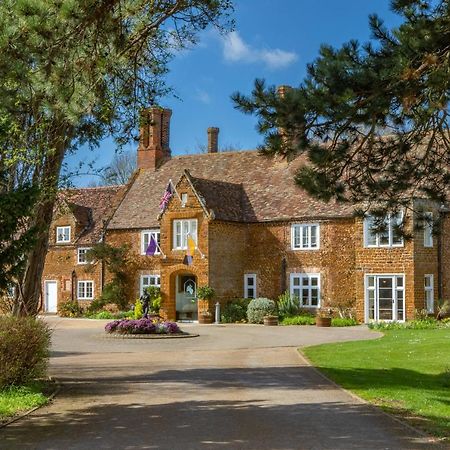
233, 0, 450, 215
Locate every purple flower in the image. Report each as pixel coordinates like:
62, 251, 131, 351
105, 318, 179, 335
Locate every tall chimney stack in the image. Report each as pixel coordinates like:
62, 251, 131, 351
207, 127, 219, 153
137, 107, 172, 170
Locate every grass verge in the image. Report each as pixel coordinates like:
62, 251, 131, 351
0, 382, 51, 424
303, 329, 450, 440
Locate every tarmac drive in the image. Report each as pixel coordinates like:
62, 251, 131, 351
0, 317, 442, 449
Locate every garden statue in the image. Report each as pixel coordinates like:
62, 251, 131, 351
139, 290, 150, 318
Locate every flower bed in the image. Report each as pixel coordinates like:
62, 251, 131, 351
105, 318, 180, 335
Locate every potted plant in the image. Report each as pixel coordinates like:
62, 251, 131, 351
316, 308, 332, 327
197, 285, 215, 324
263, 314, 278, 326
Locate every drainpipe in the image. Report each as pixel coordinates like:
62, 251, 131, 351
437, 210, 444, 301
71, 270, 76, 302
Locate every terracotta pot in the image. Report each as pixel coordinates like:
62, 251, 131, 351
263, 315, 279, 326
199, 314, 213, 324
316, 317, 332, 327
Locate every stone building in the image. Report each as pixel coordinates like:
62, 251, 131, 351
42, 107, 447, 322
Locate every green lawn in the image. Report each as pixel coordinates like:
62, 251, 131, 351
303, 329, 450, 440
0, 383, 49, 423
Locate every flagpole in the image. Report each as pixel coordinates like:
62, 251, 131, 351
169, 179, 182, 203
155, 240, 166, 259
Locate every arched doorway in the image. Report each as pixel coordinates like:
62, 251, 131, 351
176, 273, 197, 321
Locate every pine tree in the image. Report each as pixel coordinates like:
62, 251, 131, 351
233, 0, 450, 215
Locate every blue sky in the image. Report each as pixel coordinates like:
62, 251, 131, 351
68, 1, 403, 186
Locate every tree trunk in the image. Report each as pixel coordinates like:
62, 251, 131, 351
14, 122, 72, 316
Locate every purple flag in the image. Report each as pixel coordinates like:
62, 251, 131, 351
145, 235, 157, 256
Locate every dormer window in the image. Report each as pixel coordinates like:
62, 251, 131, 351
56, 226, 71, 243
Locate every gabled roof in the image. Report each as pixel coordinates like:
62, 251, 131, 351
57, 186, 125, 244
108, 150, 354, 230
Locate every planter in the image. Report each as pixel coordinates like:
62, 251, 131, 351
263, 315, 279, 326
316, 316, 332, 327
199, 314, 213, 324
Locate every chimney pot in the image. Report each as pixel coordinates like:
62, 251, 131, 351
277, 85, 292, 99
207, 127, 219, 153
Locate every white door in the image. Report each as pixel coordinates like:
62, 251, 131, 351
45, 281, 58, 313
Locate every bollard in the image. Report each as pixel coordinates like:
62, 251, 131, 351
215, 302, 220, 324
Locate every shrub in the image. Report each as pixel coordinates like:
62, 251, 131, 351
368, 318, 447, 330
59, 300, 83, 318
105, 318, 180, 335
247, 298, 276, 324
91, 281, 127, 311
221, 299, 250, 323
331, 317, 359, 327
0, 317, 51, 388
197, 285, 215, 300
281, 315, 316, 326
134, 298, 143, 319
277, 291, 299, 319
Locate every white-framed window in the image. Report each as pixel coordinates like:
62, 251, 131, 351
140, 274, 161, 296
77, 280, 94, 300
424, 274, 434, 313
365, 274, 405, 322
364, 213, 403, 248
56, 226, 71, 243
423, 212, 433, 248
290, 273, 321, 308
6, 284, 16, 298
173, 219, 198, 250
77, 247, 92, 264
244, 274, 257, 299
141, 230, 161, 255
291, 223, 320, 250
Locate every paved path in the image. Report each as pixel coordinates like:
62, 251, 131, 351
1, 318, 440, 449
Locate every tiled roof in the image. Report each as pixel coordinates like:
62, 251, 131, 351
60, 186, 125, 244
108, 150, 354, 229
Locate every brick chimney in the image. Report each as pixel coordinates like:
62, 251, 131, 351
137, 107, 172, 170
207, 127, 219, 153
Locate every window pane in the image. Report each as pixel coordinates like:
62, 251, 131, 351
301, 289, 309, 304
311, 288, 319, 306
190, 220, 198, 244
302, 226, 309, 247
367, 276, 375, 288
311, 277, 318, 286
293, 225, 301, 248
365, 217, 377, 246
293, 277, 300, 286
302, 277, 309, 286
310, 226, 318, 247
391, 213, 403, 245
247, 288, 255, 298
246, 276, 254, 286
396, 276, 404, 288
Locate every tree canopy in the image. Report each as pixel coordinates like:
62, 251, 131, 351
233, 0, 450, 215
0, 0, 233, 315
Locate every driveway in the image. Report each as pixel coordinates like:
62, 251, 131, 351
1, 318, 439, 449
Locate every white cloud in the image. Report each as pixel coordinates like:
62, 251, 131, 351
222, 32, 298, 69
195, 88, 211, 104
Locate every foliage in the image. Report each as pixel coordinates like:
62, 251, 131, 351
0, 171, 40, 306
0, 317, 51, 388
304, 329, 450, 438
331, 317, 359, 327
86, 245, 130, 310
100, 151, 137, 186
134, 299, 143, 320
221, 298, 250, 323
84, 310, 133, 320
197, 285, 215, 301
368, 318, 449, 330
105, 318, 180, 335
58, 300, 83, 318
233, 1, 450, 218
437, 299, 450, 320
276, 291, 299, 319
144, 286, 162, 314
0, 382, 48, 421
0, 0, 233, 316
246, 298, 276, 324
281, 315, 316, 326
